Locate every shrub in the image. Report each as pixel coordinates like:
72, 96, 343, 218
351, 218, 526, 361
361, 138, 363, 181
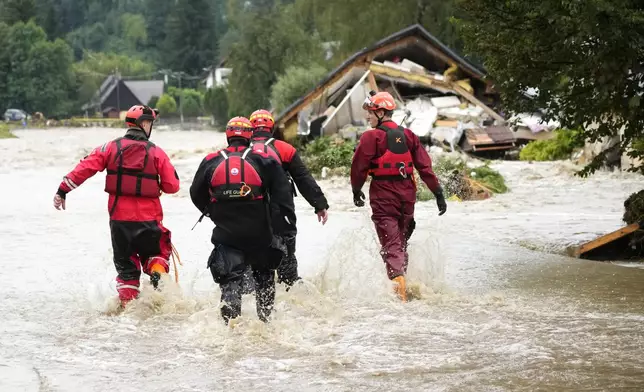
623, 190, 644, 225
519, 129, 584, 161
0, 123, 17, 139
300, 136, 356, 175
157, 94, 177, 116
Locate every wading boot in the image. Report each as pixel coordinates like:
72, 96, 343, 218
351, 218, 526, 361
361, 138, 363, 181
150, 264, 166, 290
392, 276, 408, 302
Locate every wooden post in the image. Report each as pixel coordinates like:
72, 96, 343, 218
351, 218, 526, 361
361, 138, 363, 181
367, 71, 378, 92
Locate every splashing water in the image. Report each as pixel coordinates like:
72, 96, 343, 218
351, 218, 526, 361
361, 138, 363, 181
2, 128, 644, 391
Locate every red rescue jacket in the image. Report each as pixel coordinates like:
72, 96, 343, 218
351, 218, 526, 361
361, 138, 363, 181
57, 129, 180, 222
351, 120, 441, 203
250, 131, 329, 221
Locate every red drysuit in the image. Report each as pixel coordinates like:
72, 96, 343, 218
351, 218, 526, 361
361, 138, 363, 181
351, 120, 442, 279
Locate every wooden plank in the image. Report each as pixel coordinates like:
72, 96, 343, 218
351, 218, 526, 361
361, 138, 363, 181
573, 223, 641, 258
450, 83, 506, 123
389, 81, 404, 104
471, 144, 516, 152
322, 69, 372, 130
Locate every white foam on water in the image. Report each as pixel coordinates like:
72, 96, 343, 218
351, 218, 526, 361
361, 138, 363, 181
2, 128, 644, 391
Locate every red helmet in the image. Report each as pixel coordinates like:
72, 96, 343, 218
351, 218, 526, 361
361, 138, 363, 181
125, 105, 158, 128
249, 109, 275, 130
225, 116, 253, 140
362, 92, 396, 112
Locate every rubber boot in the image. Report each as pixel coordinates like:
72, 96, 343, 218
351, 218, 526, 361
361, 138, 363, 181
220, 281, 242, 325
149, 263, 166, 290
254, 270, 276, 322
392, 276, 408, 302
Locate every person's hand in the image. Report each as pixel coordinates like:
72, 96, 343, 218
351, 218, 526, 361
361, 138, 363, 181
353, 190, 365, 207
53, 194, 66, 210
434, 190, 447, 216
316, 209, 328, 225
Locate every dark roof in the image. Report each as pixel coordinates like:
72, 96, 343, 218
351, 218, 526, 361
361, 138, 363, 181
83, 78, 164, 110
123, 81, 164, 106
275, 24, 487, 126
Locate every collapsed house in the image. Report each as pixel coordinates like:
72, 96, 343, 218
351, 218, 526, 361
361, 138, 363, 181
275, 24, 553, 155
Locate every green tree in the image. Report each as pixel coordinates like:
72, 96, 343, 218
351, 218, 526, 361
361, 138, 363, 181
225, 2, 325, 116
120, 13, 147, 52
303, 0, 462, 61
163, 0, 217, 75
270, 64, 328, 114
0, 0, 36, 25
455, 0, 644, 175
1, 21, 75, 116
157, 93, 177, 115
204, 86, 229, 125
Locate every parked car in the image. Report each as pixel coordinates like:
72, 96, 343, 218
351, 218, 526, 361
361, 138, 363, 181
4, 109, 29, 122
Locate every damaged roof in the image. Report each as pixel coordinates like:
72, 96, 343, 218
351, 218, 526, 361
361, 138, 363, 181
275, 24, 489, 128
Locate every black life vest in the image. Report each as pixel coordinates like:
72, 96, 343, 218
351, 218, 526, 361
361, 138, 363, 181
105, 137, 161, 198
369, 124, 414, 181
209, 148, 264, 202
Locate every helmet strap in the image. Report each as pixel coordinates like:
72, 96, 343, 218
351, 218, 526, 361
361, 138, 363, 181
375, 111, 385, 127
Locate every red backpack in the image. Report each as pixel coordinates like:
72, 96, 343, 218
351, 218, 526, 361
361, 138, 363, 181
209, 148, 264, 202
250, 137, 282, 164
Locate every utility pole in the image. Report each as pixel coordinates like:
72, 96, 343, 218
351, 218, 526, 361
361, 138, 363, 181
177, 71, 184, 129
116, 67, 120, 113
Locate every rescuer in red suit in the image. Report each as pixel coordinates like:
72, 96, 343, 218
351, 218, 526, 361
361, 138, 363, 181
52, 105, 180, 308
350, 91, 447, 302
248, 109, 329, 289
189, 117, 296, 324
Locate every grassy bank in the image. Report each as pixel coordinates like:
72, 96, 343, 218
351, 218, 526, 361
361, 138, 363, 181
0, 124, 17, 139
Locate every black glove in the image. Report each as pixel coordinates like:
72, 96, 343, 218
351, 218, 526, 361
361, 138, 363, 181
433, 189, 447, 216
353, 189, 365, 207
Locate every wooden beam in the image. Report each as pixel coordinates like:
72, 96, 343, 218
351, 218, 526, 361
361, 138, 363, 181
369, 62, 453, 91
367, 72, 378, 92
390, 81, 404, 104
572, 223, 641, 258
450, 83, 506, 123
322, 69, 372, 130
364, 36, 418, 63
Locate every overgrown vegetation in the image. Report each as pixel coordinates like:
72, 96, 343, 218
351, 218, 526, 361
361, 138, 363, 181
0, 123, 17, 139
417, 156, 508, 201
519, 129, 584, 161
624, 190, 644, 225
300, 136, 356, 177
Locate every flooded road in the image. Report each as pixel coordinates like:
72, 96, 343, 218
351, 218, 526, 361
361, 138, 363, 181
1, 128, 643, 391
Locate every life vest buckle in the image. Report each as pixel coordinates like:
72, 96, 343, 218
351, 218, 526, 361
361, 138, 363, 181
398, 163, 408, 179
239, 182, 252, 197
